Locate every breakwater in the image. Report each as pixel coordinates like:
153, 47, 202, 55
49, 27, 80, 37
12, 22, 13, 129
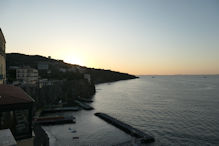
95, 112, 155, 144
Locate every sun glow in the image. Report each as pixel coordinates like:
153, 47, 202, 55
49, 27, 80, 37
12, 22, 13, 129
64, 56, 84, 66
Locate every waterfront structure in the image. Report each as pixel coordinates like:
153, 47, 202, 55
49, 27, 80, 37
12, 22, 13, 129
0, 85, 34, 140
0, 28, 6, 84
95, 112, 155, 144
16, 67, 38, 84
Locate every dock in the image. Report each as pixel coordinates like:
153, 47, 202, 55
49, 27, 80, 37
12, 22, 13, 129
41, 106, 80, 114
34, 116, 76, 125
95, 113, 155, 144
75, 100, 94, 110
76, 97, 93, 102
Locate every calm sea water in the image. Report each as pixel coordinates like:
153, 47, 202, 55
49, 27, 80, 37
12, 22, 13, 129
44, 75, 219, 146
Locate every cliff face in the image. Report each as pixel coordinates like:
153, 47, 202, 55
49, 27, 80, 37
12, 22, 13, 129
22, 79, 95, 110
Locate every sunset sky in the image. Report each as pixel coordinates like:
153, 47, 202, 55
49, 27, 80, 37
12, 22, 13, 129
0, 0, 219, 75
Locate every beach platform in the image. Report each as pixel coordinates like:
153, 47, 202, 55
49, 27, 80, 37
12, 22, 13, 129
95, 113, 155, 144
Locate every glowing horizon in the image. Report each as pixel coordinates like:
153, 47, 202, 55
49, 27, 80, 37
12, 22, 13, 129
1, 0, 219, 75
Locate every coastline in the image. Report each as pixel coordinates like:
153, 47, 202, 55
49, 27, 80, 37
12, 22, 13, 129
33, 77, 139, 146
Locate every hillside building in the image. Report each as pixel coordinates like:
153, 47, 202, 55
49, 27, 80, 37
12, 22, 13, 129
16, 67, 38, 85
0, 28, 6, 84
37, 62, 49, 70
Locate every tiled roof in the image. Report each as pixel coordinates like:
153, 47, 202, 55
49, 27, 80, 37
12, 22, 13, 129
0, 85, 34, 105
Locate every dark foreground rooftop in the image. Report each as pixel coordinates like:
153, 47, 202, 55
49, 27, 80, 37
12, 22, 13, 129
0, 84, 34, 105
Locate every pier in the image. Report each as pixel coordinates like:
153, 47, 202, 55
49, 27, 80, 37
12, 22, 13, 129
76, 97, 93, 102
95, 113, 155, 144
41, 107, 80, 114
75, 100, 94, 110
34, 116, 76, 125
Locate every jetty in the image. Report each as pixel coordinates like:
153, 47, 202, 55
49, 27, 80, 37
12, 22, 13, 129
95, 113, 155, 144
34, 116, 76, 125
41, 107, 80, 114
76, 97, 93, 102
75, 100, 94, 110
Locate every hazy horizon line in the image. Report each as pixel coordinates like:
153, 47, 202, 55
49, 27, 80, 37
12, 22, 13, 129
6, 52, 219, 76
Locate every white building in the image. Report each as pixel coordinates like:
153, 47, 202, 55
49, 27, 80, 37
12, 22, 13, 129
0, 28, 6, 84
16, 67, 39, 84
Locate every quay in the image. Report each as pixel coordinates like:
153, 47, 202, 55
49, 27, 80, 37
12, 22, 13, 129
95, 113, 155, 144
75, 100, 94, 110
41, 106, 80, 114
34, 116, 76, 125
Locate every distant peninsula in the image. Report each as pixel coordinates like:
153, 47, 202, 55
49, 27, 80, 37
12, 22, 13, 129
6, 53, 138, 111
6, 53, 138, 84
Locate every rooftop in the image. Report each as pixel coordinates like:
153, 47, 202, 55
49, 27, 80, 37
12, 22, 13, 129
0, 85, 34, 105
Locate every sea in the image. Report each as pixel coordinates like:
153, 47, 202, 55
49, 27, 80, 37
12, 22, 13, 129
43, 75, 219, 146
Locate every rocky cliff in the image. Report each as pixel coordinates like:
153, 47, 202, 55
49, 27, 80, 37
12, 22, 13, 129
22, 79, 95, 110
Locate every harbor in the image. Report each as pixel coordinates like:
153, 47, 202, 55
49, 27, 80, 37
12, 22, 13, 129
42, 110, 134, 146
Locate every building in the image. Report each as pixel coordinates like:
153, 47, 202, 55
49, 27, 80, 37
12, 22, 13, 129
59, 68, 67, 72
38, 79, 52, 88
0, 28, 6, 84
84, 73, 91, 84
16, 67, 38, 85
37, 62, 49, 70
0, 85, 34, 140
68, 66, 78, 73
77, 66, 86, 73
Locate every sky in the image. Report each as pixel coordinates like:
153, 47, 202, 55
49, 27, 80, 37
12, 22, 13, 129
0, 0, 219, 75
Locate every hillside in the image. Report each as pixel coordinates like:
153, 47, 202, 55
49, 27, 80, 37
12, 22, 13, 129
6, 53, 138, 84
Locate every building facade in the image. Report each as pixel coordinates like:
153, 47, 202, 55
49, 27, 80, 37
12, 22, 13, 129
16, 67, 39, 84
0, 29, 6, 84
